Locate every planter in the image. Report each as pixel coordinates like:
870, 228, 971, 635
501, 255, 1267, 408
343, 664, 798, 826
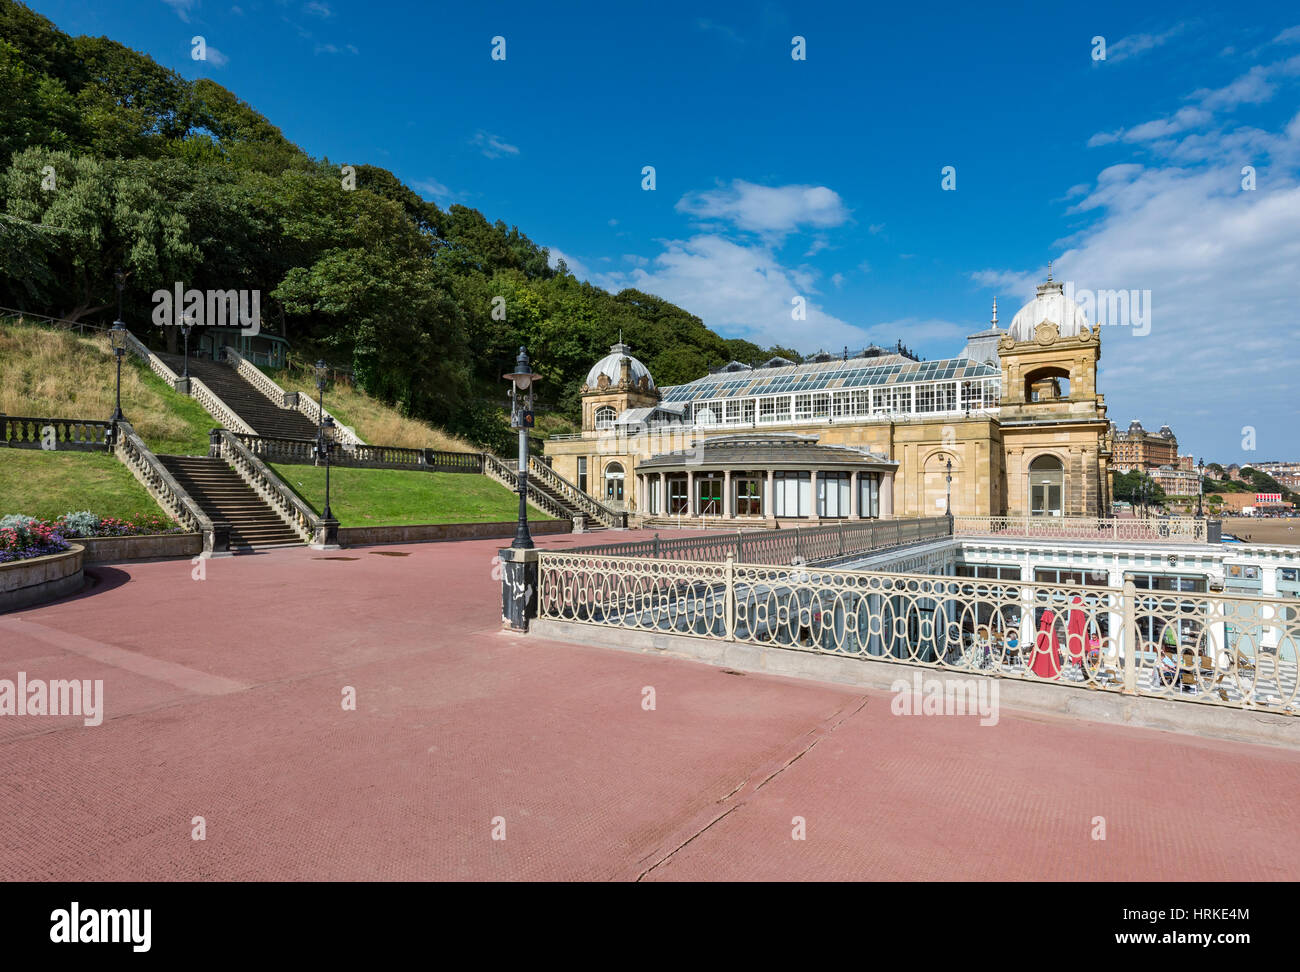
76, 533, 203, 564
0, 544, 84, 613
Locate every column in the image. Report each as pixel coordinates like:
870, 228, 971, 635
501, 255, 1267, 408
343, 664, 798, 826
850, 471, 859, 518
659, 471, 667, 516
723, 469, 732, 519
687, 469, 695, 516
810, 469, 819, 520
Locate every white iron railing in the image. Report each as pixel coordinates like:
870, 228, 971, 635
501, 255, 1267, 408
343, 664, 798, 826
953, 515, 1217, 544
537, 552, 1299, 715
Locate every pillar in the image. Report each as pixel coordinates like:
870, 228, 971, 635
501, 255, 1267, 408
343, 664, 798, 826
810, 469, 819, 520
687, 469, 695, 516
850, 471, 859, 518
766, 469, 774, 519
723, 469, 732, 519
659, 471, 667, 516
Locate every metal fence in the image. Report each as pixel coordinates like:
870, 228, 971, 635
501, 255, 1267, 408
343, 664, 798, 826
954, 514, 1220, 544
536, 551, 1299, 714
571, 516, 951, 564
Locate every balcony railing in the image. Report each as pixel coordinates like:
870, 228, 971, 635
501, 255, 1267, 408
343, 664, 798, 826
2, 415, 112, 452
536, 552, 1298, 715
953, 515, 1219, 544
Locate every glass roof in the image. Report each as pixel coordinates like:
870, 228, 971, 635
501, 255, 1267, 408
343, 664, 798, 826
659, 356, 999, 404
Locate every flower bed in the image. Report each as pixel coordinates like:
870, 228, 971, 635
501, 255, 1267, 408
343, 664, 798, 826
0, 511, 181, 563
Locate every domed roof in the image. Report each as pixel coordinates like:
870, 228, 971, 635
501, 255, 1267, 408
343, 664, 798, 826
585, 341, 655, 390
1007, 277, 1089, 342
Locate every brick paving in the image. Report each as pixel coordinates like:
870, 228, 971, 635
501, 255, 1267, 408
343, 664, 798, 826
2, 528, 1299, 881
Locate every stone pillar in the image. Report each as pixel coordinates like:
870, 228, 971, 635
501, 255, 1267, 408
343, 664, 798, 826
850, 471, 859, 518
810, 469, 819, 520
687, 469, 695, 516
723, 469, 732, 519
660, 471, 667, 516
766, 469, 775, 519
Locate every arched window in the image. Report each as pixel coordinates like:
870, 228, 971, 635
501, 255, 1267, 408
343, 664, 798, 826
1023, 366, 1071, 403
1029, 454, 1065, 517
604, 462, 625, 502
594, 406, 617, 430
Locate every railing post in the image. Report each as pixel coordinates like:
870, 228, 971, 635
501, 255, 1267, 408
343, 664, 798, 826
736, 530, 744, 562
724, 553, 736, 641
653, 533, 660, 558
1122, 579, 1138, 695
795, 526, 803, 561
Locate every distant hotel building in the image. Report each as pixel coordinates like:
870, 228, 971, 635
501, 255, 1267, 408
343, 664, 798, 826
1110, 419, 1179, 473
545, 276, 1115, 522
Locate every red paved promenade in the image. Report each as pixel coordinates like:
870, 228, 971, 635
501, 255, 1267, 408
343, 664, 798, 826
2, 529, 1299, 881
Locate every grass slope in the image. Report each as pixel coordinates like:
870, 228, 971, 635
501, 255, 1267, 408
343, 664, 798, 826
268, 464, 553, 526
1, 320, 213, 454
0, 450, 168, 521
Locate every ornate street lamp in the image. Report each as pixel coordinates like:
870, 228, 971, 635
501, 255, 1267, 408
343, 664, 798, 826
109, 270, 128, 425
945, 456, 953, 517
180, 310, 195, 381
1197, 457, 1205, 518
314, 358, 329, 462
318, 414, 335, 521
503, 347, 542, 549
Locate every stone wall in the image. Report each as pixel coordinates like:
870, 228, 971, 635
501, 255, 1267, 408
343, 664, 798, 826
78, 533, 204, 564
338, 519, 573, 547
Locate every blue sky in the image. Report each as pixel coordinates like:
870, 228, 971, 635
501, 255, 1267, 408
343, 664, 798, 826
28, 0, 1300, 461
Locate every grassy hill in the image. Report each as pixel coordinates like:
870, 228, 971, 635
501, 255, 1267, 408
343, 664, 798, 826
1, 317, 212, 454
0, 449, 163, 521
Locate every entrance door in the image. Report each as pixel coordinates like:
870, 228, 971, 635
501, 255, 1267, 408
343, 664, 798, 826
697, 477, 722, 516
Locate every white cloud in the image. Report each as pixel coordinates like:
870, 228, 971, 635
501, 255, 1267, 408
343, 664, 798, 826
831, 272, 845, 289
304, 1, 332, 16
470, 131, 520, 159
1106, 24, 1187, 63
204, 45, 229, 67
676, 180, 851, 237
162, 0, 197, 22
1274, 25, 1300, 45
547, 248, 589, 278
412, 178, 460, 204
314, 43, 358, 55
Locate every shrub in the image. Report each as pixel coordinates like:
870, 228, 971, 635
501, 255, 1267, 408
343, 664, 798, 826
58, 510, 102, 538
0, 519, 69, 563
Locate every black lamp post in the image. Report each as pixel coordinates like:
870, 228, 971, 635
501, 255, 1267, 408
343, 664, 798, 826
319, 415, 335, 521
504, 347, 542, 549
180, 312, 194, 381
945, 457, 953, 517
314, 358, 329, 462
1196, 457, 1205, 517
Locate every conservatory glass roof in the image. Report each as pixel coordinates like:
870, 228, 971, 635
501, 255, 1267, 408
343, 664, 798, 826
658, 356, 1000, 405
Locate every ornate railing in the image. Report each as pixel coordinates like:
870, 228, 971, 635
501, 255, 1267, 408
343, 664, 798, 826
113, 420, 228, 553
2, 415, 112, 451
188, 377, 255, 435
483, 453, 573, 521
527, 456, 625, 528
953, 515, 1219, 544
122, 329, 181, 385
228, 432, 484, 472
572, 516, 951, 564
537, 553, 1300, 715
221, 345, 293, 408
215, 429, 319, 544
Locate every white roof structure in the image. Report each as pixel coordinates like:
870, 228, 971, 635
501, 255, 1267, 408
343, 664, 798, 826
584, 341, 655, 390
1007, 276, 1089, 342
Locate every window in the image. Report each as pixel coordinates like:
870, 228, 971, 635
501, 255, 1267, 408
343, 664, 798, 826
794, 394, 813, 420
577, 456, 587, 493
1282, 568, 1298, 583
915, 384, 937, 413
812, 393, 831, 418
774, 471, 811, 517
759, 397, 788, 424
858, 472, 880, 518
1029, 454, 1064, 517
734, 477, 763, 516
832, 392, 849, 417
852, 390, 870, 415
725, 400, 743, 424
594, 406, 616, 430
818, 472, 851, 517
937, 383, 957, 412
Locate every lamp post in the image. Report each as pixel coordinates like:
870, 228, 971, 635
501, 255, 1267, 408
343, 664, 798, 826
314, 358, 328, 461
500, 347, 543, 633
309, 359, 339, 548
945, 456, 953, 517
319, 415, 335, 521
109, 269, 127, 426
1196, 457, 1205, 518
503, 347, 541, 550
180, 312, 194, 381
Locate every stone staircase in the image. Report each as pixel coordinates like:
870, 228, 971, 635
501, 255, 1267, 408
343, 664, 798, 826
157, 455, 302, 549
157, 354, 319, 439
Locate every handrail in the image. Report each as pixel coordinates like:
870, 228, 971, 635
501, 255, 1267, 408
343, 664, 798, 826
221, 344, 294, 409
113, 420, 228, 553
216, 429, 321, 543
188, 376, 256, 434
228, 431, 484, 472
121, 329, 182, 385
2, 415, 112, 451
953, 514, 1218, 544
527, 456, 625, 527
483, 453, 574, 522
